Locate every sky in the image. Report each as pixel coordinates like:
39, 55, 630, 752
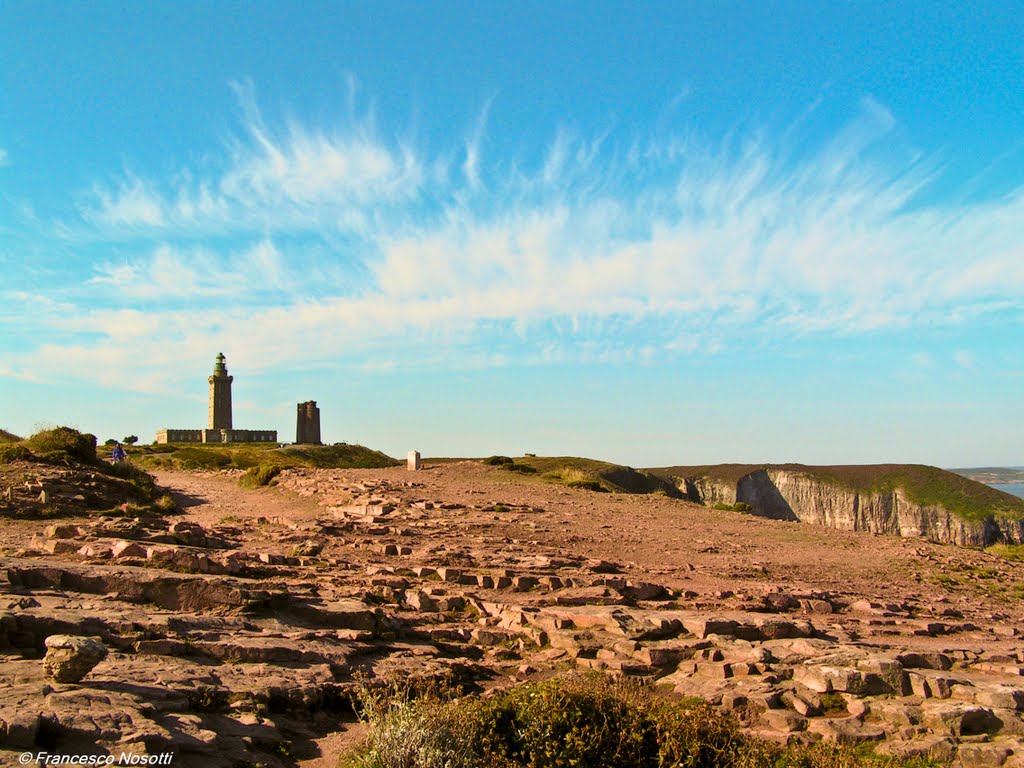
1, 1, 1022, 467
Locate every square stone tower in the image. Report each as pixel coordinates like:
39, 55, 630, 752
208, 353, 233, 430
296, 401, 322, 445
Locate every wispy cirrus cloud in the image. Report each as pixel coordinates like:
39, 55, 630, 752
86, 239, 300, 302
77, 80, 424, 239
6, 89, 1024, 390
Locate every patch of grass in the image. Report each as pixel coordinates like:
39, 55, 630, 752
819, 691, 848, 716
712, 501, 753, 512
172, 447, 234, 470
343, 674, 943, 768
239, 464, 281, 488
155, 493, 177, 512
987, 544, 1024, 563
0, 428, 24, 444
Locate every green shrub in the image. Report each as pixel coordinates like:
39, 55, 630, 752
567, 479, 608, 492
505, 463, 538, 474
484, 456, 515, 466
344, 674, 943, 768
0, 428, 22, 443
103, 460, 158, 501
0, 444, 31, 463
469, 676, 655, 768
26, 427, 97, 464
344, 683, 478, 768
240, 464, 281, 488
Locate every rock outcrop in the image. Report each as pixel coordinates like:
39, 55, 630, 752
2, 462, 1024, 765
43, 634, 108, 682
676, 467, 1024, 546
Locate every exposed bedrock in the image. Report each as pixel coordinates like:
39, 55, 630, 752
680, 469, 1024, 546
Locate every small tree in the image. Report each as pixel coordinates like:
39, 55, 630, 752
104, 438, 118, 446
123, 435, 139, 445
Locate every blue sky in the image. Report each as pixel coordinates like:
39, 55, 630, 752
1, 2, 1022, 467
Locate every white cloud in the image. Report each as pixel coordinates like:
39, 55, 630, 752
954, 350, 975, 369
87, 177, 165, 227
0, 148, 8, 167
462, 98, 492, 190
77, 88, 425, 239
9, 95, 1024, 391
86, 239, 298, 301
911, 351, 933, 369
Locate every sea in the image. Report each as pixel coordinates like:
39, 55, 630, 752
993, 482, 1024, 500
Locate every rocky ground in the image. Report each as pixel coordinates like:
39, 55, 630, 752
2, 460, 1024, 767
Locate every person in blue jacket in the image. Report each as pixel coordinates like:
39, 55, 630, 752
112, 443, 126, 462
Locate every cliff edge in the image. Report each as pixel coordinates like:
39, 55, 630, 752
648, 463, 1024, 546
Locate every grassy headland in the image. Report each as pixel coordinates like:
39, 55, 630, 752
480, 455, 681, 496
649, 463, 1024, 523
130, 442, 401, 471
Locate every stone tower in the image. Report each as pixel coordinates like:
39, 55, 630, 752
296, 401, 321, 445
208, 353, 233, 430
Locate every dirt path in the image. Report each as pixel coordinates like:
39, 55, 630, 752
151, 468, 325, 528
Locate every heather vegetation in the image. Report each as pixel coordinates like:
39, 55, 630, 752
344, 674, 945, 768
131, 442, 400, 471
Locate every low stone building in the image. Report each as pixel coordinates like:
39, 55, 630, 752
155, 354, 278, 444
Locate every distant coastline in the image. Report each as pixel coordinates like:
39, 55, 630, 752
951, 467, 1024, 485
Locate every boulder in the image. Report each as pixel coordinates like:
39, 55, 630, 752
43, 634, 109, 683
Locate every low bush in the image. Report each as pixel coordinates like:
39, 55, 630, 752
343, 674, 943, 768
103, 460, 159, 501
26, 427, 97, 464
567, 478, 608, 492
0, 444, 32, 463
505, 462, 538, 474
239, 464, 281, 488
345, 683, 478, 768
484, 456, 515, 466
